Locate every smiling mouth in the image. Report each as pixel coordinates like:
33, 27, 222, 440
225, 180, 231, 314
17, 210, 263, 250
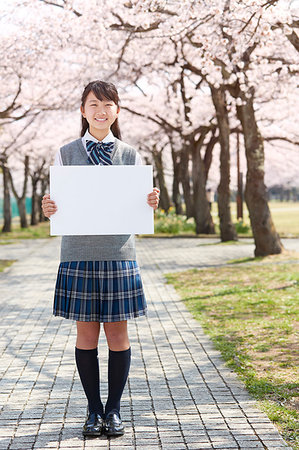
95, 118, 107, 122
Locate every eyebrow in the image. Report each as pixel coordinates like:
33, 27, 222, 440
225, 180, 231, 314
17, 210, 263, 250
87, 99, 113, 103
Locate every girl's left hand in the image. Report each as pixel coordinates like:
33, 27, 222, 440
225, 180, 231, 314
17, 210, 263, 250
147, 187, 160, 210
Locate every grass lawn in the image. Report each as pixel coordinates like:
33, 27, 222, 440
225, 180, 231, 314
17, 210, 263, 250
166, 255, 299, 449
0, 220, 51, 243
224, 201, 299, 237
270, 202, 299, 237
152, 201, 299, 237
0, 260, 16, 272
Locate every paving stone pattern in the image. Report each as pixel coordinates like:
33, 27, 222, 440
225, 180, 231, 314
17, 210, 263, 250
1, 237, 296, 450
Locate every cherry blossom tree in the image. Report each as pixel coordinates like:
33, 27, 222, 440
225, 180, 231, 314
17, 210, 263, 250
107, 0, 298, 254
0, 158, 12, 232
120, 81, 217, 233
1, 0, 298, 253
0, 115, 38, 230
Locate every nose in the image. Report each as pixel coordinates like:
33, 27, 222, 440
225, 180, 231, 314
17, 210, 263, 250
95, 105, 106, 116
96, 110, 106, 116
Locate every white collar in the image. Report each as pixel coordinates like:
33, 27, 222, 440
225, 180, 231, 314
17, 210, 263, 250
82, 129, 115, 147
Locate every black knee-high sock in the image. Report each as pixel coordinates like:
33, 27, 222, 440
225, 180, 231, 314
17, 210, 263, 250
75, 347, 103, 416
105, 347, 131, 416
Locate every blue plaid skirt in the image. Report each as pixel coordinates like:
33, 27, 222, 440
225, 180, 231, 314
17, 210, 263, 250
53, 261, 147, 322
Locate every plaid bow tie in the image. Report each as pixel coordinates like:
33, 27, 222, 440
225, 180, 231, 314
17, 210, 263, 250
86, 140, 114, 165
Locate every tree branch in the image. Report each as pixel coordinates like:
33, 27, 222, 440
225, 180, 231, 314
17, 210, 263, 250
239, 1, 279, 33
0, 75, 22, 119
264, 136, 299, 146
272, 20, 299, 53
107, 32, 134, 78
0, 114, 39, 158
38, 0, 82, 17
286, 30, 299, 53
121, 105, 182, 132
110, 13, 161, 33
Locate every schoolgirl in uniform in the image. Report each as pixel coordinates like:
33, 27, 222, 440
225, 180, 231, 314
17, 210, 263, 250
42, 80, 159, 438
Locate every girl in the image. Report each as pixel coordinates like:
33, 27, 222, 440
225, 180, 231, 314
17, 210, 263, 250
42, 80, 159, 438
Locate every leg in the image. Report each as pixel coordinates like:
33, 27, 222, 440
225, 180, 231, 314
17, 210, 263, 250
75, 321, 104, 420
76, 320, 100, 349
103, 321, 131, 436
104, 320, 130, 351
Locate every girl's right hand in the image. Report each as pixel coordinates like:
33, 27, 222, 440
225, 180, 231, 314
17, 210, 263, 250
42, 194, 57, 218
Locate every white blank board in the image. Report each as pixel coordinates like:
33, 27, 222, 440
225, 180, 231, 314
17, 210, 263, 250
50, 165, 154, 235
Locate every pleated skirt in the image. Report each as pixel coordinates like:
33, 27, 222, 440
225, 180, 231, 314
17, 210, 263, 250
53, 261, 147, 322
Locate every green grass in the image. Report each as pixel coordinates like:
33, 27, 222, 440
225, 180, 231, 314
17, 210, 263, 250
154, 207, 196, 234
227, 201, 299, 237
228, 250, 299, 265
0, 260, 16, 272
166, 258, 299, 449
269, 202, 299, 237
153, 201, 299, 237
0, 221, 51, 243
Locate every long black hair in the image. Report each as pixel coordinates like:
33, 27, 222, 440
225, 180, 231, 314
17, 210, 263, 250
80, 80, 121, 139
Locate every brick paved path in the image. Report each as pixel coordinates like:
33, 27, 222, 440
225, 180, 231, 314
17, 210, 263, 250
1, 237, 296, 450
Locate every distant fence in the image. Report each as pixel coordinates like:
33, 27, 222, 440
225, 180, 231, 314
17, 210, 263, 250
0, 198, 32, 219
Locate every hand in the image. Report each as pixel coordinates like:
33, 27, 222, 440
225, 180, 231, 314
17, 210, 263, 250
42, 194, 57, 218
147, 188, 160, 210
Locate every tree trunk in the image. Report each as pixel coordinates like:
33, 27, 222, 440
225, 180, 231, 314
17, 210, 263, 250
171, 149, 183, 215
31, 176, 39, 226
180, 143, 193, 217
191, 137, 215, 234
237, 96, 283, 256
152, 149, 171, 212
203, 131, 217, 182
39, 177, 49, 222
39, 194, 45, 222
211, 86, 237, 241
1, 163, 12, 233
8, 155, 29, 229
17, 199, 28, 228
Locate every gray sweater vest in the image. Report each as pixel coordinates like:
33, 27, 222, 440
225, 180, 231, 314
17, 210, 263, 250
59, 138, 137, 262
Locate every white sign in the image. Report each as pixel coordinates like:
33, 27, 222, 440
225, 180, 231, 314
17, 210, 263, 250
50, 165, 154, 235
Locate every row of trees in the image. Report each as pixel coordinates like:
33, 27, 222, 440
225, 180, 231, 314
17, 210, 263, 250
1, 0, 298, 255
1, 154, 49, 231
0, 113, 63, 231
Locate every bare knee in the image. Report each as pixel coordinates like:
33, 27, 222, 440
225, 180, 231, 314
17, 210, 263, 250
104, 321, 130, 351
76, 321, 100, 349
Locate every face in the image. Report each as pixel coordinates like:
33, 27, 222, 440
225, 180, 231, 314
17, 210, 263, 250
80, 91, 120, 138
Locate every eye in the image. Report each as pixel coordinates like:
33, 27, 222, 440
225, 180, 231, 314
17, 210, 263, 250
106, 103, 113, 106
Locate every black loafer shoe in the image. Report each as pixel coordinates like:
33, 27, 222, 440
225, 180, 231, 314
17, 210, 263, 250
104, 411, 125, 436
82, 412, 104, 436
